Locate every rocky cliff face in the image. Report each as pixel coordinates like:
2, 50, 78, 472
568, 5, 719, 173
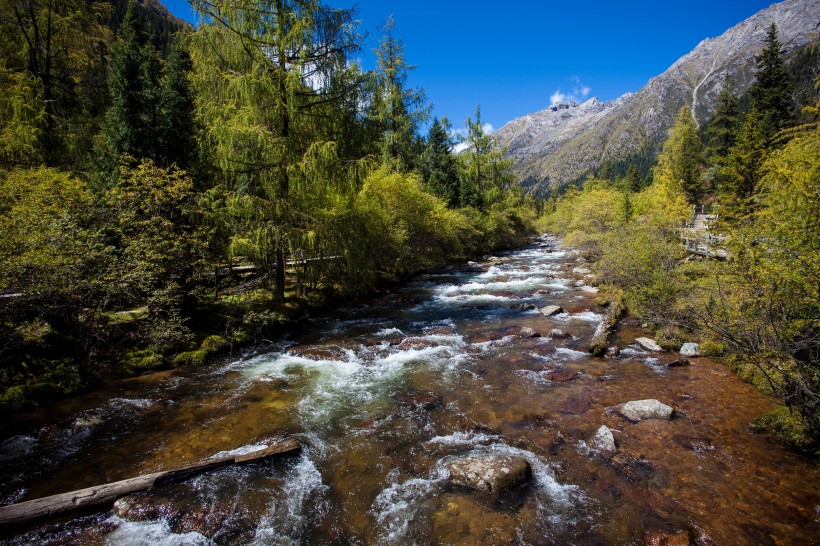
495, 0, 819, 193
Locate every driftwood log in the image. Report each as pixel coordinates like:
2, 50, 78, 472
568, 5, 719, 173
0, 438, 301, 530
589, 295, 625, 356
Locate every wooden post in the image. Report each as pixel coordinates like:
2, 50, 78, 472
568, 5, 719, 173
0, 438, 301, 530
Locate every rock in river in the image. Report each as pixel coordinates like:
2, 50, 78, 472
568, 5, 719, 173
445, 454, 531, 495
616, 399, 674, 422
591, 425, 617, 455
634, 337, 664, 352
539, 305, 563, 317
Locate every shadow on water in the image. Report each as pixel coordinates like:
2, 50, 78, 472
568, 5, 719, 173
1, 236, 819, 545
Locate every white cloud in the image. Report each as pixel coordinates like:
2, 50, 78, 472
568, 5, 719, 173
453, 141, 470, 154
550, 77, 592, 105
482, 122, 494, 134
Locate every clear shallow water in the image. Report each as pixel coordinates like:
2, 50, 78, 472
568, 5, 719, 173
2, 236, 819, 545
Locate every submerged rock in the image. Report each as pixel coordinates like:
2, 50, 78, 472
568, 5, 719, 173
539, 305, 563, 317
591, 425, 617, 455
634, 337, 664, 352
516, 326, 541, 339
445, 454, 531, 495
605, 346, 621, 358
666, 358, 690, 368
545, 370, 581, 382
679, 342, 700, 357
643, 529, 692, 546
399, 394, 443, 411
616, 399, 674, 422
549, 328, 571, 339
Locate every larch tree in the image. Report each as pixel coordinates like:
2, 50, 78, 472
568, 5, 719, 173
188, 0, 360, 302
458, 104, 514, 208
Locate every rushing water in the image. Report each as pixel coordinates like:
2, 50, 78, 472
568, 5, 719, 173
1, 236, 819, 545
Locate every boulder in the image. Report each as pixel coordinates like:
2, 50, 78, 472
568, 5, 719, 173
616, 399, 674, 422
591, 425, 617, 455
516, 326, 541, 339
445, 455, 531, 495
572, 267, 592, 276
539, 305, 563, 317
634, 337, 664, 352
549, 328, 571, 339
679, 342, 700, 357
666, 358, 690, 368
605, 346, 621, 358
113, 495, 169, 521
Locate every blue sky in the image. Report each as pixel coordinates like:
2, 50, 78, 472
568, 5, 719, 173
162, 0, 776, 133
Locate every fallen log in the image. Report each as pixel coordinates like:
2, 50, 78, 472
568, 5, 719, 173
0, 438, 301, 530
589, 294, 625, 356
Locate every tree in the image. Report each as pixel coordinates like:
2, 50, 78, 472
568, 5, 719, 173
421, 117, 460, 207
158, 43, 196, 170
370, 15, 428, 172
100, 2, 162, 168
189, 0, 360, 302
707, 76, 739, 159
0, 0, 111, 166
718, 107, 767, 209
654, 106, 703, 204
750, 23, 795, 141
458, 104, 514, 208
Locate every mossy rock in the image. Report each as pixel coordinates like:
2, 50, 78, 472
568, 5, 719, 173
172, 349, 208, 366
200, 335, 228, 353
122, 350, 165, 372
0, 385, 32, 413
751, 406, 814, 455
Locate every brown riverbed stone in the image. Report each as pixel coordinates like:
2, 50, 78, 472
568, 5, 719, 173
445, 454, 531, 495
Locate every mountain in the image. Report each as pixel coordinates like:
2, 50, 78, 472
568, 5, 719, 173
495, 0, 820, 193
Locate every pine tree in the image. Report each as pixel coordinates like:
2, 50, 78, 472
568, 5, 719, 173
159, 44, 195, 170
421, 117, 460, 207
371, 16, 428, 172
718, 107, 767, 206
103, 2, 162, 163
655, 106, 703, 204
707, 76, 739, 158
458, 104, 514, 208
750, 23, 795, 141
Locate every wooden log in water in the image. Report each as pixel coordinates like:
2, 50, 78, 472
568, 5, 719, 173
589, 294, 625, 356
0, 438, 301, 529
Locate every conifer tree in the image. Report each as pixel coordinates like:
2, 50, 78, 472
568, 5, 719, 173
655, 106, 703, 204
421, 117, 460, 207
458, 105, 514, 208
371, 16, 428, 172
718, 107, 767, 206
707, 76, 739, 158
750, 23, 795, 141
159, 44, 195, 170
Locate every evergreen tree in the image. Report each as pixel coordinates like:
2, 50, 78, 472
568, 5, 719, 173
458, 105, 515, 208
718, 107, 767, 206
421, 117, 460, 207
750, 24, 795, 141
707, 76, 739, 158
371, 16, 428, 172
159, 44, 195, 170
624, 164, 644, 192
102, 2, 162, 164
654, 106, 704, 204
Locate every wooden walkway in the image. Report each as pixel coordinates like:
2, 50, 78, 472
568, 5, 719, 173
680, 206, 728, 259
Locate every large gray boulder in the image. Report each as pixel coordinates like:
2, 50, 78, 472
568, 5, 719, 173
616, 399, 674, 422
445, 454, 531, 495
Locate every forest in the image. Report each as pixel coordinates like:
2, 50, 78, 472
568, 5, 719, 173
540, 25, 820, 455
0, 0, 536, 414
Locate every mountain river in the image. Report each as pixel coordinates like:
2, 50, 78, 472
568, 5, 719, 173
1, 236, 818, 545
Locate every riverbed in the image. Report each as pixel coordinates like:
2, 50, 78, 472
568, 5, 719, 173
1, 236, 818, 544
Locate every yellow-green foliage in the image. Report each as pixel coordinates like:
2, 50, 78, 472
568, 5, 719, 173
751, 406, 814, 455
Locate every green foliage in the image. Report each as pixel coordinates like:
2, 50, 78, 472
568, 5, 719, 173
750, 24, 796, 141
707, 77, 739, 159
655, 106, 704, 204
422, 117, 460, 206
458, 105, 515, 208
751, 406, 816, 456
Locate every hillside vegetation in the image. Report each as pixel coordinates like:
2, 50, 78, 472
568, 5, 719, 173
540, 26, 820, 455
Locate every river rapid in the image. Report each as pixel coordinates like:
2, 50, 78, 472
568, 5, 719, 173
1, 236, 818, 545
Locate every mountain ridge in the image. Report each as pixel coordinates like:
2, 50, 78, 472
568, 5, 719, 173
495, 0, 820, 192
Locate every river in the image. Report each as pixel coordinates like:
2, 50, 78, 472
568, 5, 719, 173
1, 236, 818, 545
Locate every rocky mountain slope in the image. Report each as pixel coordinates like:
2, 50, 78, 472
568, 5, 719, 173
495, 0, 819, 193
